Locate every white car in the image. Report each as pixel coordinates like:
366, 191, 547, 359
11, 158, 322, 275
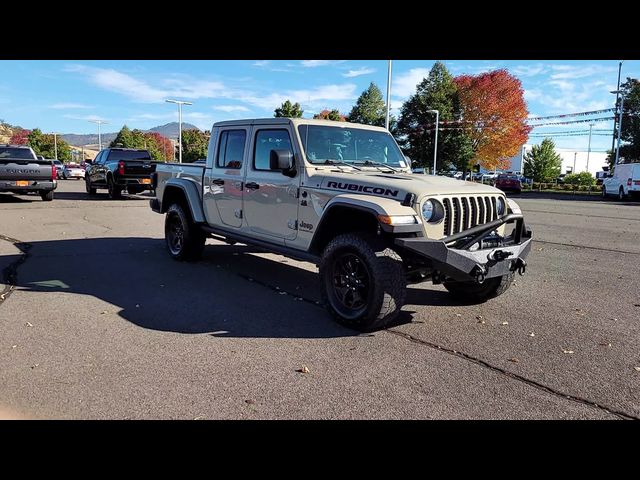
63, 163, 85, 180
602, 161, 640, 200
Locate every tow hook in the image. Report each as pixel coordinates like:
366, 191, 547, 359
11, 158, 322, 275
488, 249, 513, 261
512, 257, 527, 276
471, 265, 487, 284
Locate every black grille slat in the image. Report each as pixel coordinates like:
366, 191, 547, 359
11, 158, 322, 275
452, 198, 461, 234
491, 196, 497, 220
484, 197, 492, 222
443, 198, 452, 236
461, 197, 470, 230
469, 197, 478, 227
477, 196, 485, 224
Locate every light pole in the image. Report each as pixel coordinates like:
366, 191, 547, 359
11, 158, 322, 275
611, 61, 624, 156
89, 120, 109, 151
53, 132, 58, 160
427, 110, 439, 175
166, 99, 193, 163
611, 90, 625, 166
573, 152, 577, 173
385, 60, 392, 130
586, 123, 594, 173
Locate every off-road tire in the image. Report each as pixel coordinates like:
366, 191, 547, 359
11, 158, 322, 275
319, 233, 406, 331
444, 271, 515, 303
165, 203, 206, 261
40, 190, 54, 202
85, 177, 97, 195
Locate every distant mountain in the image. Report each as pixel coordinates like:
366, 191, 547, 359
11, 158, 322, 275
59, 122, 200, 147
149, 122, 200, 139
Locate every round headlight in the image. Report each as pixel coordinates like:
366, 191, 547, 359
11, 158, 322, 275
497, 197, 506, 216
422, 200, 435, 222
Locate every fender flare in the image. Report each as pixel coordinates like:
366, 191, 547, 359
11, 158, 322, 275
161, 178, 205, 223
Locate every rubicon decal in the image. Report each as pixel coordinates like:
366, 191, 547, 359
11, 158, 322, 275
327, 181, 399, 198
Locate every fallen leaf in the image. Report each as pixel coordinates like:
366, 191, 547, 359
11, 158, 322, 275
245, 399, 256, 405
11, 345, 17, 349
475, 315, 483, 320
298, 366, 310, 374
537, 247, 544, 251
634, 367, 640, 372
562, 349, 575, 354
30, 364, 39, 369
508, 358, 519, 363
477, 319, 485, 324
100, 311, 108, 315
529, 332, 535, 337
455, 313, 462, 317
501, 321, 509, 326
599, 342, 612, 347
25, 322, 33, 327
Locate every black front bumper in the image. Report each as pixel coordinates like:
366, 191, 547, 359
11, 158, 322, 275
395, 214, 532, 283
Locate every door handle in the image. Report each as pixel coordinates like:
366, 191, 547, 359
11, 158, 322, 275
245, 182, 260, 190
212, 178, 225, 186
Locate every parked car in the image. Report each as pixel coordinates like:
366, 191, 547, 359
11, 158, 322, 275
63, 163, 85, 180
52, 160, 64, 179
85, 148, 157, 199
0, 144, 57, 201
494, 174, 522, 194
602, 161, 640, 200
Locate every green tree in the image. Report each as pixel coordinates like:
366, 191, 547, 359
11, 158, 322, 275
397, 61, 473, 172
181, 129, 209, 163
110, 125, 137, 148
313, 109, 346, 121
348, 82, 386, 126
523, 138, 562, 182
27, 128, 71, 161
274, 100, 304, 118
613, 78, 640, 166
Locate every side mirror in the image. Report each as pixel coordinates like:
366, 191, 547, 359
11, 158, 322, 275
270, 149, 295, 176
84, 159, 92, 165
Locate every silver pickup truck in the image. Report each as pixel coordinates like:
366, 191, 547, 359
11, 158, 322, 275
150, 118, 531, 331
0, 144, 57, 201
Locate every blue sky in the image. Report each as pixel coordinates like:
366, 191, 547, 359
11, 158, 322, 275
1, 59, 637, 152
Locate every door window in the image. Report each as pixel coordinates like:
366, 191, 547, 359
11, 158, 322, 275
216, 130, 246, 169
253, 129, 293, 171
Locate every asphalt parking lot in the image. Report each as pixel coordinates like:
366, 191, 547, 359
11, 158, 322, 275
1, 181, 639, 419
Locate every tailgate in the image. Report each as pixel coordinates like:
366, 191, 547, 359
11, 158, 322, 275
122, 160, 156, 176
0, 159, 53, 181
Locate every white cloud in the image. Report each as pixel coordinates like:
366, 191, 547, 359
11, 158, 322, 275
299, 60, 346, 68
213, 105, 250, 112
392, 68, 431, 98
63, 114, 109, 122
238, 83, 358, 110
49, 103, 92, 109
343, 67, 376, 78
550, 64, 616, 80
511, 64, 549, 77
253, 60, 270, 67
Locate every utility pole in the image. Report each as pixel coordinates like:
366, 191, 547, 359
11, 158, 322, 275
166, 99, 193, 163
611, 90, 625, 166
427, 110, 439, 175
385, 60, 392, 130
586, 123, 594, 173
573, 152, 577, 173
611, 61, 624, 156
53, 132, 58, 160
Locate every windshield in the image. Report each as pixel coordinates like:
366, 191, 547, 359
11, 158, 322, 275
0, 147, 36, 160
298, 125, 406, 167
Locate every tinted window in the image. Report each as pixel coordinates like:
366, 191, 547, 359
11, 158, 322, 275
0, 147, 36, 160
254, 129, 292, 171
107, 150, 152, 161
216, 130, 246, 169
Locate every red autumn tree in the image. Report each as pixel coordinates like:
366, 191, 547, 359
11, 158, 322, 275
9, 129, 31, 145
144, 131, 174, 161
313, 109, 347, 121
455, 70, 531, 170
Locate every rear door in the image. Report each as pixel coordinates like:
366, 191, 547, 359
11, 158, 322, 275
242, 127, 300, 243
204, 127, 249, 228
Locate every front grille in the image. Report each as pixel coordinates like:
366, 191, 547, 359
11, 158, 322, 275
436, 194, 502, 237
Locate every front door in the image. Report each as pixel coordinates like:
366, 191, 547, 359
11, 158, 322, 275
204, 127, 248, 228
243, 127, 300, 243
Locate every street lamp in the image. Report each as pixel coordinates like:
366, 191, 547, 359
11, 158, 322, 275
385, 60, 392, 130
89, 120, 109, 151
166, 99, 193, 163
610, 90, 625, 166
586, 123, 595, 173
427, 109, 439, 175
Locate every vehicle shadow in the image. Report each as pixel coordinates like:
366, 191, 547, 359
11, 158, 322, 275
8, 237, 366, 339
0, 194, 33, 204
52, 191, 151, 201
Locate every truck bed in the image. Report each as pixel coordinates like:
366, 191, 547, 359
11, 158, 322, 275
154, 162, 205, 201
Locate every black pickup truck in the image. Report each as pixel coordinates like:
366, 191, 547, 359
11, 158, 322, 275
85, 148, 157, 199
0, 144, 57, 201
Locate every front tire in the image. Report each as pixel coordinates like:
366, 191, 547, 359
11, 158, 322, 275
164, 203, 206, 261
40, 190, 54, 202
444, 271, 515, 303
85, 177, 96, 195
319, 233, 406, 331
602, 186, 607, 197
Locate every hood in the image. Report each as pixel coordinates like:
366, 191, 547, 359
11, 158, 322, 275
310, 169, 501, 202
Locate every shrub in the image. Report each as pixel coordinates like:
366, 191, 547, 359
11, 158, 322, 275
564, 172, 596, 186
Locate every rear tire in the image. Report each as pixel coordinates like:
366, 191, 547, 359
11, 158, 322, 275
319, 233, 406, 332
602, 186, 607, 197
618, 187, 626, 201
444, 271, 515, 303
165, 203, 206, 261
107, 177, 122, 200
40, 190, 54, 202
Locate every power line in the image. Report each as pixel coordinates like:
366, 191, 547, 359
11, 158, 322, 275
527, 108, 615, 121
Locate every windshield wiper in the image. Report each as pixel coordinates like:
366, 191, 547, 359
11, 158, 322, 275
322, 159, 362, 171
357, 160, 399, 172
